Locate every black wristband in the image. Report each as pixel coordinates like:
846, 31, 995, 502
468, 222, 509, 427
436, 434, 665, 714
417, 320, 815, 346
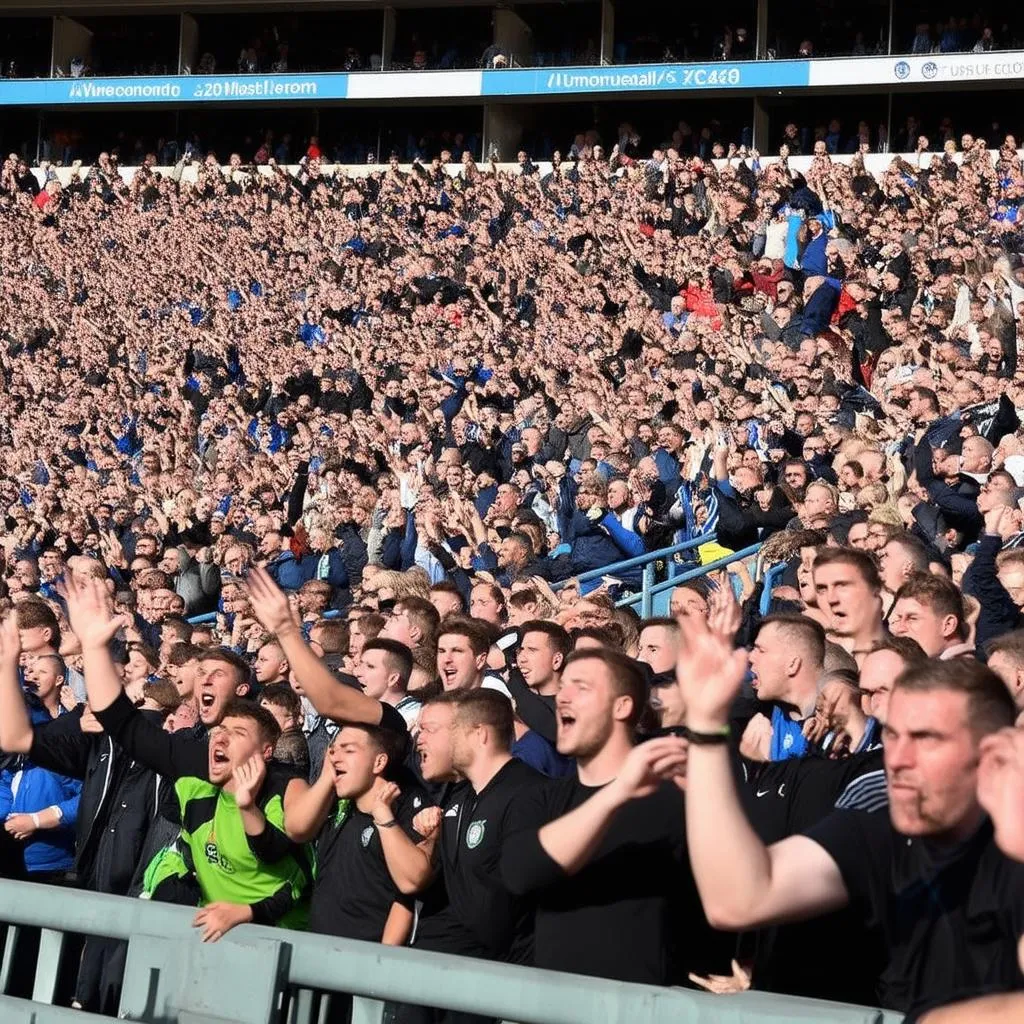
375, 819, 399, 829
683, 725, 731, 746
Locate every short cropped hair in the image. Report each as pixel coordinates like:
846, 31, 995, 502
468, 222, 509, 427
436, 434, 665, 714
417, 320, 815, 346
15, 600, 61, 649
757, 613, 827, 670
220, 697, 282, 747
893, 658, 1016, 739
259, 682, 303, 724
437, 616, 491, 657
430, 581, 466, 613
200, 648, 253, 688
813, 546, 882, 592
310, 618, 349, 655
892, 573, 967, 640
985, 629, 1024, 667
427, 688, 515, 751
362, 638, 414, 687
394, 596, 442, 642
518, 620, 572, 660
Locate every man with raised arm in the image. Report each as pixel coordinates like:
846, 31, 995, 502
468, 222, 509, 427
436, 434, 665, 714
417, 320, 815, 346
501, 646, 727, 985
246, 567, 408, 738
680, 611, 1024, 1018
65, 578, 313, 940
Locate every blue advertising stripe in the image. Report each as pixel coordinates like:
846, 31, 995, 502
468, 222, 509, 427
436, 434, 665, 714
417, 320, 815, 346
481, 60, 811, 96
0, 73, 349, 106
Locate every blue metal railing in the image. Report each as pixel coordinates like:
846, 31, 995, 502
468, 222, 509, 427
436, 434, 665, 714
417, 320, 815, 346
558, 534, 764, 618
186, 536, 766, 626
616, 542, 764, 616
572, 534, 713, 587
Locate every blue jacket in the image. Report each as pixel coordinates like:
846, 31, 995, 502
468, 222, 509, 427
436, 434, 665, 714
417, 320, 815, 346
265, 549, 349, 593
0, 703, 81, 874
800, 277, 841, 337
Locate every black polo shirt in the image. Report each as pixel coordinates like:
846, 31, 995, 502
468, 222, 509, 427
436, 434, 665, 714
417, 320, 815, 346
739, 751, 887, 1005
309, 780, 431, 942
413, 758, 545, 964
805, 810, 1024, 1015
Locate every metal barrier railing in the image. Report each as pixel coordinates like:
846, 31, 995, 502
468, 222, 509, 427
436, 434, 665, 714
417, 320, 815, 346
616, 543, 764, 615
0, 881, 900, 1024
185, 535, 766, 626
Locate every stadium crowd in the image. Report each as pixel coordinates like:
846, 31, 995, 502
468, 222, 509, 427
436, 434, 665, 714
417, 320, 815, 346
1, 129, 1024, 1024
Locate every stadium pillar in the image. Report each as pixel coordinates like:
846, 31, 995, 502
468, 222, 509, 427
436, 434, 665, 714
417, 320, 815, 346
494, 8, 534, 67
754, 0, 768, 59
752, 96, 769, 154
381, 7, 396, 71
600, 0, 614, 65
483, 105, 525, 162
50, 16, 92, 78
178, 14, 199, 75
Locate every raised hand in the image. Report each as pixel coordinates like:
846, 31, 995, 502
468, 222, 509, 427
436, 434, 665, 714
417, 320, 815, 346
372, 780, 401, 825
232, 753, 267, 811
412, 806, 442, 840
61, 576, 123, 652
676, 608, 749, 732
706, 574, 742, 643
984, 505, 1015, 542
978, 727, 1024, 862
738, 713, 773, 763
0, 615, 21, 667
608, 736, 689, 802
246, 567, 301, 636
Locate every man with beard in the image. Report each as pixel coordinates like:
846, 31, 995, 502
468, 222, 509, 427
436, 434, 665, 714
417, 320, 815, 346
501, 646, 728, 984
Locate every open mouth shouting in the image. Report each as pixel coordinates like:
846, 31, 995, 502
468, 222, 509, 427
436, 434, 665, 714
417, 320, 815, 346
208, 742, 232, 779
557, 708, 577, 738
199, 689, 218, 721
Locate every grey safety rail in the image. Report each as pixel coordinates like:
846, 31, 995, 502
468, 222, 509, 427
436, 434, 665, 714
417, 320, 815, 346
0, 880, 903, 1024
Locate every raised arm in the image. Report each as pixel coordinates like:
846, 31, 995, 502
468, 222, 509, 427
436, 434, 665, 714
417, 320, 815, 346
370, 781, 436, 895
0, 616, 32, 754
247, 567, 384, 726
65, 577, 208, 780
679, 612, 849, 929
536, 737, 688, 875
283, 748, 337, 842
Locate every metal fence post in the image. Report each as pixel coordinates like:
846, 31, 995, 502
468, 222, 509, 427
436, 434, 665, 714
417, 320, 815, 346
640, 561, 654, 619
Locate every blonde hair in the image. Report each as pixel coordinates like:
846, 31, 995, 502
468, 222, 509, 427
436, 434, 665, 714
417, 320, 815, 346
369, 568, 432, 600
867, 503, 904, 527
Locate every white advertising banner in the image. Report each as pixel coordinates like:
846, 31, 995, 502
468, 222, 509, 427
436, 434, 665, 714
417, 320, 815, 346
809, 51, 1024, 88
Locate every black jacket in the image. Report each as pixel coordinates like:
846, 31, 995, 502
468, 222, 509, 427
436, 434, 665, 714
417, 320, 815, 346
28, 708, 163, 896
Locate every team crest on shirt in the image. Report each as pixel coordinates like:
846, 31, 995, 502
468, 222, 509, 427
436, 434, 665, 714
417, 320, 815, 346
465, 820, 486, 849
360, 826, 374, 847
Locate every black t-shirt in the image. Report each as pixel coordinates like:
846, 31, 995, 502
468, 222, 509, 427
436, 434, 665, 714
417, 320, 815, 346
805, 810, 1024, 1015
739, 751, 888, 1005
309, 781, 431, 942
413, 758, 545, 964
501, 776, 728, 985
